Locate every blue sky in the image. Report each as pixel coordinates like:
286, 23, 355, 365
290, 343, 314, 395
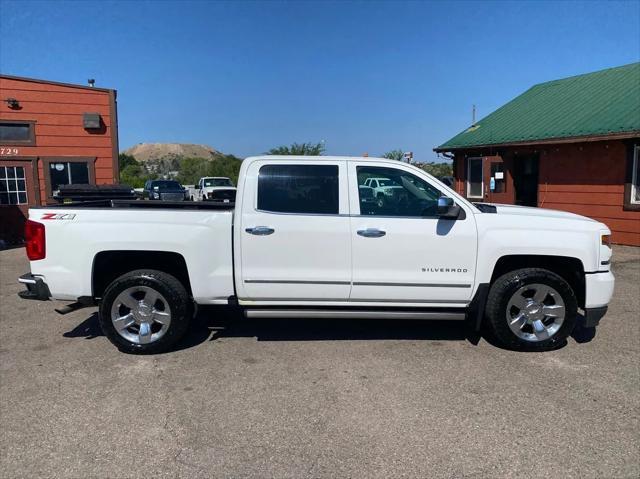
1, 0, 638, 161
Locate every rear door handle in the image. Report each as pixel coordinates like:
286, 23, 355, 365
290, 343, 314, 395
246, 226, 275, 236
357, 228, 386, 238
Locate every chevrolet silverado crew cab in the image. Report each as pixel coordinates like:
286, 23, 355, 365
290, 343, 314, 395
18, 156, 614, 354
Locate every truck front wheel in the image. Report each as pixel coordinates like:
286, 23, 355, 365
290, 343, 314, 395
99, 269, 191, 354
484, 268, 577, 351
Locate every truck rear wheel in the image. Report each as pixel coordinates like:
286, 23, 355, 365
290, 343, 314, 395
484, 268, 577, 351
99, 269, 191, 354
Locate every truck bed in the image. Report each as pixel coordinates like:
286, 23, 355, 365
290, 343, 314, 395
27, 203, 235, 304
35, 199, 235, 210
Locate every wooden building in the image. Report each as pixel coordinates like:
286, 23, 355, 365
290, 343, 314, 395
435, 63, 640, 246
0, 75, 118, 244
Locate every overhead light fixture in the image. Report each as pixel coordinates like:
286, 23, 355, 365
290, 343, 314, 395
83, 112, 102, 129
5, 98, 20, 108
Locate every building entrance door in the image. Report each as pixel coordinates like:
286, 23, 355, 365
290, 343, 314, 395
513, 155, 539, 207
0, 158, 38, 244
482, 155, 513, 204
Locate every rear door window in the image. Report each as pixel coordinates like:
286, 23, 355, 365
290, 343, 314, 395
257, 164, 339, 214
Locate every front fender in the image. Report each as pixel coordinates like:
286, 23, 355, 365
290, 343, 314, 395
475, 223, 597, 284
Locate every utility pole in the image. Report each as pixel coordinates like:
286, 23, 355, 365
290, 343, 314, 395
472, 104, 476, 126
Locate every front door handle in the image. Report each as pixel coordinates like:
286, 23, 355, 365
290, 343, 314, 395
357, 228, 386, 238
246, 226, 275, 236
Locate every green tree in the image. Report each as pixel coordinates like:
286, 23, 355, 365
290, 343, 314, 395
207, 155, 243, 185
176, 155, 243, 186
118, 153, 138, 169
118, 153, 158, 187
382, 149, 405, 161
119, 163, 147, 188
417, 161, 453, 178
267, 142, 325, 156
176, 157, 210, 185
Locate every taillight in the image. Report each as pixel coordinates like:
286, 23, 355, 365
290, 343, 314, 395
25, 220, 46, 261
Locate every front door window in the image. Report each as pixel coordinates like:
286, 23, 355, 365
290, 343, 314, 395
356, 166, 441, 216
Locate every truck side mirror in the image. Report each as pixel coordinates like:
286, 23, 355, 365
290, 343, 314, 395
437, 196, 461, 219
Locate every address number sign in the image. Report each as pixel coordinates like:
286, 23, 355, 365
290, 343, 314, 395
0, 147, 19, 156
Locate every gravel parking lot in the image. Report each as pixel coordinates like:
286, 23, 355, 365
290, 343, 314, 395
0, 246, 638, 478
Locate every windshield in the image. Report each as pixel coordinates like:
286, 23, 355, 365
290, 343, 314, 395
152, 181, 182, 191
204, 178, 233, 187
378, 179, 398, 187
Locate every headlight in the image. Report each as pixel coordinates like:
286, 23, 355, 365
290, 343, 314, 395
152, 192, 160, 199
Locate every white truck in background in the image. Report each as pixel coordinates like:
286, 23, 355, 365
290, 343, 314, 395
18, 156, 614, 354
188, 176, 237, 202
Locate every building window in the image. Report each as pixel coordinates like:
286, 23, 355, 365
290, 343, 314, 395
257, 164, 339, 214
49, 162, 90, 192
624, 144, 640, 211
467, 157, 483, 199
0, 121, 36, 145
0, 166, 28, 205
42, 158, 96, 198
632, 145, 639, 204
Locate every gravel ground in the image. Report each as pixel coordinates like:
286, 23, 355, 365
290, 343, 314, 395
0, 246, 638, 479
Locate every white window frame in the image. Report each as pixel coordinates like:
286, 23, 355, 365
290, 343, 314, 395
0, 166, 28, 205
466, 157, 483, 199
631, 145, 640, 205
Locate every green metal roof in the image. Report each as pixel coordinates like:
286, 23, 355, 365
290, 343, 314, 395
436, 62, 640, 151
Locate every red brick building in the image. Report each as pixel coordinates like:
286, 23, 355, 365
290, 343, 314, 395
0, 75, 118, 243
435, 63, 640, 246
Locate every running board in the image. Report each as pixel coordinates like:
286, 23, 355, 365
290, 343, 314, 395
54, 297, 95, 315
244, 309, 466, 320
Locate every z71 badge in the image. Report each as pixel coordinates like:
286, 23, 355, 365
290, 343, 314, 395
41, 213, 76, 220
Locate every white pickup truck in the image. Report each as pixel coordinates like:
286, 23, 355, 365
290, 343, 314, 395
188, 176, 237, 202
18, 156, 614, 354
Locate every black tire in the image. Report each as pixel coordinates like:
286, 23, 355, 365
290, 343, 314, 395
99, 269, 191, 354
484, 268, 577, 351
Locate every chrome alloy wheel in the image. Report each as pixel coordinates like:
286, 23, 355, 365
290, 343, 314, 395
506, 283, 566, 342
110, 286, 172, 344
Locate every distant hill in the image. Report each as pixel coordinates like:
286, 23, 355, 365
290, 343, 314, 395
123, 143, 220, 162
